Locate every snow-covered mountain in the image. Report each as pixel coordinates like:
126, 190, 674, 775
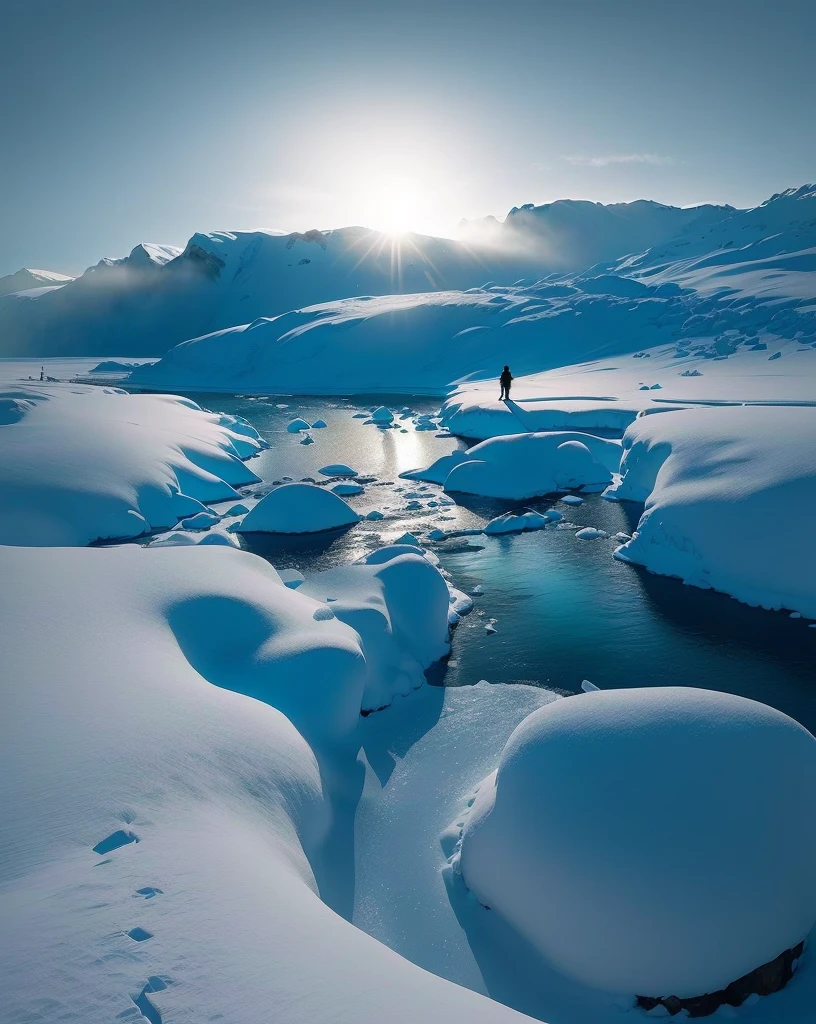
132, 186, 816, 395
0, 197, 744, 357
0, 266, 74, 297
461, 198, 735, 271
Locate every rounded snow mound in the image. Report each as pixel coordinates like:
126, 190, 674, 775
239, 483, 360, 534
457, 686, 816, 999
443, 431, 616, 500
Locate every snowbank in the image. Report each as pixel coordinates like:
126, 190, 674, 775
456, 687, 816, 999
301, 548, 452, 711
239, 482, 361, 533
611, 406, 816, 617
443, 432, 618, 500
0, 382, 265, 545
0, 544, 529, 1024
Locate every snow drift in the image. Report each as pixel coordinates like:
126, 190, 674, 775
443, 431, 618, 500
0, 381, 265, 545
455, 686, 816, 999
0, 544, 523, 1024
611, 406, 816, 618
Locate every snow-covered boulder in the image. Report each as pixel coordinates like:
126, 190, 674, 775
301, 548, 451, 711
611, 406, 816, 617
456, 687, 816, 1000
444, 432, 618, 500
239, 482, 361, 534
0, 382, 265, 546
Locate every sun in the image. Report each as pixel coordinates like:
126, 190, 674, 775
365, 176, 427, 236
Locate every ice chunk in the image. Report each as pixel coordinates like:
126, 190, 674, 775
286, 418, 311, 433
239, 483, 360, 534
319, 464, 358, 477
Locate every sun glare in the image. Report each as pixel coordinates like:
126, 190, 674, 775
365, 176, 428, 236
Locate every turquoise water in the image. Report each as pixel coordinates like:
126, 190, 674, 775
181, 393, 816, 731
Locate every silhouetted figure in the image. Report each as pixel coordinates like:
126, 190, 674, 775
40, 366, 44, 381
499, 365, 513, 400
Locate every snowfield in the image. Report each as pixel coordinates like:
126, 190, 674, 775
0, 544, 535, 1024
610, 405, 816, 618
454, 687, 816, 1000
0, 381, 265, 545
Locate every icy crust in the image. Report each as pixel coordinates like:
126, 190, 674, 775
611, 406, 816, 618
442, 432, 619, 500
455, 687, 816, 1000
0, 382, 266, 546
239, 481, 361, 533
0, 545, 524, 1024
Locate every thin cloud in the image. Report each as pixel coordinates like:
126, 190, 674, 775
561, 153, 674, 168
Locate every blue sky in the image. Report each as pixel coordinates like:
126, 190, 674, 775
2, 0, 814, 276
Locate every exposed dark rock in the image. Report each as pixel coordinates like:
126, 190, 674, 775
637, 940, 804, 1017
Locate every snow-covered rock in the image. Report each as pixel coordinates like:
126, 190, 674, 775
239, 482, 360, 534
0, 382, 265, 546
300, 548, 451, 711
456, 686, 816, 999
444, 432, 618, 500
611, 406, 816, 617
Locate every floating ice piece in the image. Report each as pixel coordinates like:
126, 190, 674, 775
239, 483, 360, 534
300, 434, 314, 445
352, 412, 368, 418
224, 503, 249, 516
471, 584, 484, 596
394, 532, 422, 547
365, 510, 385, 520
427, 528, 448, 541
581, 679, 600, 692
485, 621, 498, 634
286, 418, 311, 432
484, 511, 549, 535
332, 482, 364, 496
311, 419, 328, 428
371, 407, 394, 423
319, 464, 358, 477
180, 511, 221, 530
614, 531, 632, 542
275, 403, 289, 408
575, 527, 609, 540
449, 590, 474, 616
560, 494, 584, 505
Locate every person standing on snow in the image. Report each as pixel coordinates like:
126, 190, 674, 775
499, 365, 513, 401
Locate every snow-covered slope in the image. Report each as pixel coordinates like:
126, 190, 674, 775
0, 227, 539, 357
461, 198, 734, 272
0, 266, 74, 296
0, 543, 529, 1024
128, 186, 816, 395
0, 381, 266, 545
610, 405, 816, 618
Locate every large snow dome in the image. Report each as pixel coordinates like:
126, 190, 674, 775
443, 431, 617, 500
456, 687, 816, 1001
239, 482, 360, 534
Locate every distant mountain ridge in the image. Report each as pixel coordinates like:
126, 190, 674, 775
1, 188, 813, 357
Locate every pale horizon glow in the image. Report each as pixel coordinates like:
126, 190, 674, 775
1, 0, 815, 276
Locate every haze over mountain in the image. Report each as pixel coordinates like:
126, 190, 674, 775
1, 196, 742, 358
